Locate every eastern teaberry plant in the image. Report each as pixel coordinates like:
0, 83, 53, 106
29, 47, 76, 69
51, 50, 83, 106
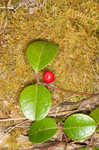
19, 40, 99, 145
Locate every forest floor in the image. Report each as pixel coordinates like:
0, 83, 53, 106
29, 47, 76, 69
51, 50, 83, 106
0, 0, 99, 149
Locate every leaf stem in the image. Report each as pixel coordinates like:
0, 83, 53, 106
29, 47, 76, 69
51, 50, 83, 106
35, 71, 40, 84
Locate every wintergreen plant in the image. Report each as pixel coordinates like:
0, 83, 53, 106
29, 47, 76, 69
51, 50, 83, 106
19, 40, 98, 144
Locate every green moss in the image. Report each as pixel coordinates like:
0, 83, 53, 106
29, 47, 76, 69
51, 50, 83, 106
0, 0, 99, 111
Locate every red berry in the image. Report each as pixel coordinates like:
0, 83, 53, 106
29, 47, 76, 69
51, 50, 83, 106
43, 72, 54, 83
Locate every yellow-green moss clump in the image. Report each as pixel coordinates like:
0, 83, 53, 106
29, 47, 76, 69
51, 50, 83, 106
0, 0, 99, 111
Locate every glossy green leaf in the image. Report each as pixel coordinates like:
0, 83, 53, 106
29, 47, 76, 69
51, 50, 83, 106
26, 41, 58, 71
90, 108, 99, 124
63, 113, 96, 140
29, 118, 58, 143
93, 147, 99, 150
20, 84, 52, 120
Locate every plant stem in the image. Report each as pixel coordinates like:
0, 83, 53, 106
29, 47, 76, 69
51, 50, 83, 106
41, 83, 99, 97
35, 71, 40, 84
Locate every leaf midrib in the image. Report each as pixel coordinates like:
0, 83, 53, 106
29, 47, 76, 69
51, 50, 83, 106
64, 125, 96, 130
36, 43, 45, 71
35, 84, 38, 120
29, 127, 58, 135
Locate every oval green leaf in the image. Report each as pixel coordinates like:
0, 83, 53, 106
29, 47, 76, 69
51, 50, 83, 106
20, 84, 52, 120
29, 117, 58, 143
26, 41, 58, 71
90, 108, 99, 124
63, 113, 96, 140
93, 147, 99, 150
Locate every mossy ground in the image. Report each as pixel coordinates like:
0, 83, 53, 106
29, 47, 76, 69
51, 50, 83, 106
0, 0, 99, 149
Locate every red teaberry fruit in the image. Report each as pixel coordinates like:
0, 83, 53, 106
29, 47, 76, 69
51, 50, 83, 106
43, 72, 54, 83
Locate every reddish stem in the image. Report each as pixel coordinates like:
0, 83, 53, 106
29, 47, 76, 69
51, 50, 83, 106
41, 83, 99, 97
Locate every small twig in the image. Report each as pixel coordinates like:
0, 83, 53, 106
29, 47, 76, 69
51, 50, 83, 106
0, 119, 29, 139
0, 1, 8, 34
86, 135, 95, 149
49, 94, 99, 117
48, 109, 80, 117
0, 117, 26, 122
0, 16, 8, 34
0, 6, 14, 9
6, 119, 28, 134
19, 141, 62, 150
34, 141, 64, 150
79, 94, 99, 109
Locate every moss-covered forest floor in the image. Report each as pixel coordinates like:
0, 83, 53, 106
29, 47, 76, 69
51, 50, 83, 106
0, 0, 99, 149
